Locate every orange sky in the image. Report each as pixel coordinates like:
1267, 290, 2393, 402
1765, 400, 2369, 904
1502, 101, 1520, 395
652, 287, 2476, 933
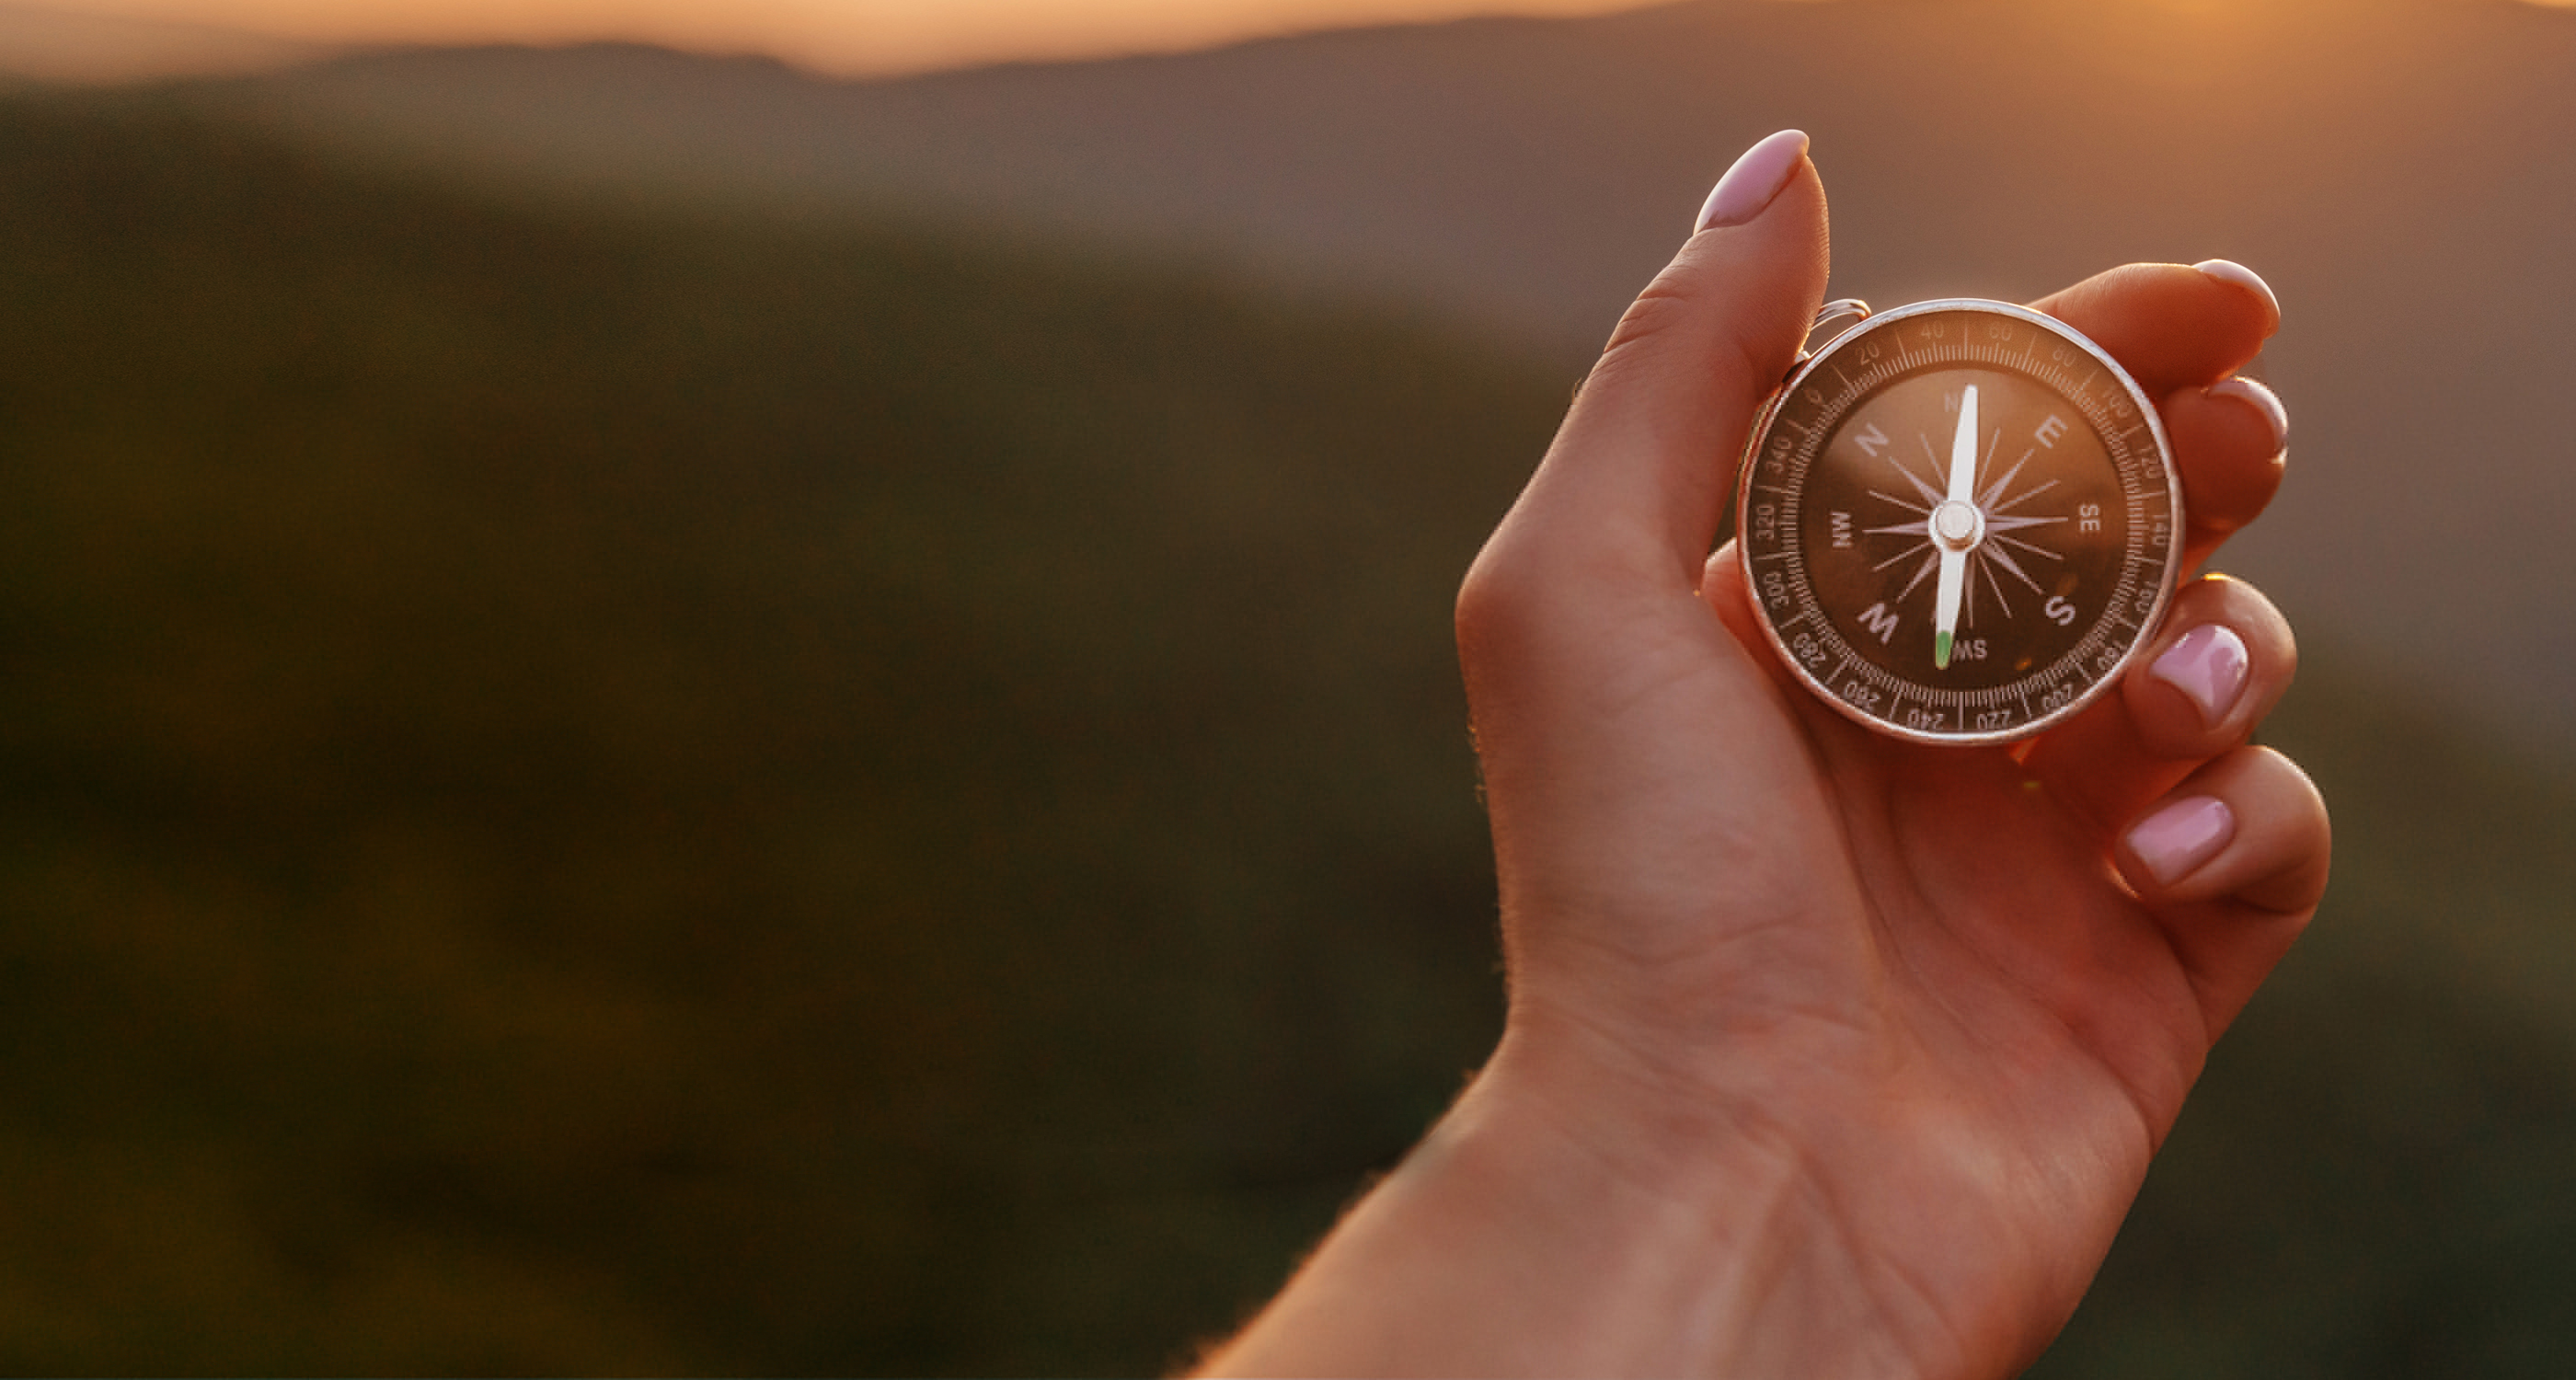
19, 0, 2576, 83
17, 0, 1688, 75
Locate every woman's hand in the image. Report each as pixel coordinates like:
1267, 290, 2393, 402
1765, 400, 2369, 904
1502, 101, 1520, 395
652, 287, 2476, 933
1202, 131, 2328, 1380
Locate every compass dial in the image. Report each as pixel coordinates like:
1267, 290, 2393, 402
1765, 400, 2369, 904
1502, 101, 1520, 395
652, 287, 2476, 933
1737, 300, 2183, 744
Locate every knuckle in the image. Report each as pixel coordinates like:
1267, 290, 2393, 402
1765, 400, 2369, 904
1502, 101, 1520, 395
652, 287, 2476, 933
1593, 253, 1782, 404
2237, 745, 2329, 831
1593, 280, 1707, 391
1455, 543, 1540, 663
2236, 745, 2333, 914
1604, 274, 1696, 355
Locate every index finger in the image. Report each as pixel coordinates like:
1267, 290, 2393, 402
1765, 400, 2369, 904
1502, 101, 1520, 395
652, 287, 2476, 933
2030, 260, 2276, 393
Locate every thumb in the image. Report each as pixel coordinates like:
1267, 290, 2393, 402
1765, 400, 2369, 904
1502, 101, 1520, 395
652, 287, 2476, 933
1502, 131, 1831, 590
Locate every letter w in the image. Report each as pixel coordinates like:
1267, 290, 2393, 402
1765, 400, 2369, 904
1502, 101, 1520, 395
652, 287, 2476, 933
1858, 602, 1900, 644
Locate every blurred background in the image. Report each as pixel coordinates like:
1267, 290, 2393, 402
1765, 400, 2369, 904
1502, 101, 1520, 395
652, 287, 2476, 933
0, 0, 2571, 1372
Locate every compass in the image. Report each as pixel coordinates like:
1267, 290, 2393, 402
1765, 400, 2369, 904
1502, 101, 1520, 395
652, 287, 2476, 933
1736, 298, 2183, 744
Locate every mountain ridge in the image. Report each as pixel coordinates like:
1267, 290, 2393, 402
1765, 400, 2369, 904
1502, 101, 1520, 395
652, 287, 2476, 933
181, 0, 2576, 761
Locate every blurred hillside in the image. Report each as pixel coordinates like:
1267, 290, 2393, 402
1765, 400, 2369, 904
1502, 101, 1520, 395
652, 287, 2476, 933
0, 93, 1538, 1372
0, 2, 330, 85
1, 85, 2574, 1377
187, 0, 2576, 764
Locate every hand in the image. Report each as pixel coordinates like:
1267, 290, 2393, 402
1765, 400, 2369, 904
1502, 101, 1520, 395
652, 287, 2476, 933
1201, 131, 2327, 1379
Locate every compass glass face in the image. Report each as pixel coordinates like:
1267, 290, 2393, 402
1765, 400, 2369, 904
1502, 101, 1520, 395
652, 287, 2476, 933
1738, 303, 2181, 743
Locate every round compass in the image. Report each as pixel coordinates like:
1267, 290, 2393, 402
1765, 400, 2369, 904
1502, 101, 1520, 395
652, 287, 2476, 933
1736, 298, 2183, 745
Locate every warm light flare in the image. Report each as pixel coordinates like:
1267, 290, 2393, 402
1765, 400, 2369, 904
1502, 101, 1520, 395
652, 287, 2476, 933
8, 0, 1682, 76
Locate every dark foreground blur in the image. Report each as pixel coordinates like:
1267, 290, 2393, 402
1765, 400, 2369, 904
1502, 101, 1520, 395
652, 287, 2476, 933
0, 96, 2571, 1377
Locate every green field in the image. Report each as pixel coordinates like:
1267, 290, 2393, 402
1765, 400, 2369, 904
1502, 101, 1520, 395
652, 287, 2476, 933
0, 94, 2569, 1375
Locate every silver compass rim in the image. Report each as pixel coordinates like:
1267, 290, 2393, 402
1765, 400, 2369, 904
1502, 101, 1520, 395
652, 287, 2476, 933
1734, 297, 2188, 748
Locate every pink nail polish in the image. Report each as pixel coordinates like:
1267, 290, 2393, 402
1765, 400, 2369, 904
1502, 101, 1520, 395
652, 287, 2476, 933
2150, 624, 2250, 726
2208, 376, 2289, 458
2127, 796, 2236, 888
1696, 130, 1809, 232
2193, 259, 2282, 336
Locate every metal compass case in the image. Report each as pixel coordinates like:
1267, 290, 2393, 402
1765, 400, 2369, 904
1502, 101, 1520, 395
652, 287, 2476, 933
1736, 298, 2184, 745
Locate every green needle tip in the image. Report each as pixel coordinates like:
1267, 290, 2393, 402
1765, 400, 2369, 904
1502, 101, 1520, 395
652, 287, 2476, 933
1934, 630, 1952, 670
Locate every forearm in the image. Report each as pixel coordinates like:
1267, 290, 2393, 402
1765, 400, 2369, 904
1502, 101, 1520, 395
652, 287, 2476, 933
1195, 1029, 1917, 1379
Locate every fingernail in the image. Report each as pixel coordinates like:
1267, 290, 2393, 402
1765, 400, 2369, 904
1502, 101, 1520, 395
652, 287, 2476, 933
2207, 376, 2288, 459
2126, 796, 2237, 888
1696, 130, 1809, 232
2150, 623, 2251, 726
2193, 259, 2282, 337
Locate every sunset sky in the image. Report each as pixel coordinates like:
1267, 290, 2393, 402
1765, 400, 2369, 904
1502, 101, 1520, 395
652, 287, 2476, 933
14, 0, 2576, 82
17, 0, 1676, 76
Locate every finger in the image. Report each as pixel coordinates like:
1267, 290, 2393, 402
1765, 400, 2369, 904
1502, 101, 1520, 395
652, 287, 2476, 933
2029, 260, 2278, 396
2167, 375, 2290, 575
2117, 575, 2295, 760
2116, 746, 2331, 1039
2030, 261, 2285, 572
2021, 575, 2297, 837
1468, 130, 1829, 606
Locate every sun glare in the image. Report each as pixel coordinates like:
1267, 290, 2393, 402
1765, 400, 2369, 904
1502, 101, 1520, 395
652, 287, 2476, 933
21, 0, 2574, 88
22, 0, 1679, 75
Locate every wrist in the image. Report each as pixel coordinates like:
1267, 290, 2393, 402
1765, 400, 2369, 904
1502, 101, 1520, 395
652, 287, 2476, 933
1205, 1017, 1902, 1378
1440, 1024, 1818, 1374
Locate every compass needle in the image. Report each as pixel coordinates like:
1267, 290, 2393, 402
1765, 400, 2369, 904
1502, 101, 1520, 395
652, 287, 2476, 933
1928, 384, 1978, 670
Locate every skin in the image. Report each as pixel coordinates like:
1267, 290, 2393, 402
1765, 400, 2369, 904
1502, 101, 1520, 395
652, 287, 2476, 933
1200, 147, 2329, 1379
